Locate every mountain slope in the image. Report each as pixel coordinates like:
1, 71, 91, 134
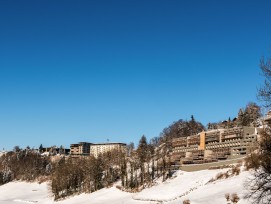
0, 166, 253, 204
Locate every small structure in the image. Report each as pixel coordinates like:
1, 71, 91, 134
39, 146, 70, 155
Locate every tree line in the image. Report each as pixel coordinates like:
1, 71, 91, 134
0, 148, 50, 185
51, 134, 173, 199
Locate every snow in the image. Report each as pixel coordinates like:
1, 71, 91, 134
0, 167, 254, 204
0, 181, 52, 204
57, 187, 148, 204
180, 171, 251, 204
41, 152, 50, 156
0, 151, 7, 157
133, 169, 227, 202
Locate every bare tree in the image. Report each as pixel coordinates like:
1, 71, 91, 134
246, 128, 271, 204
246, 55, 271, 204
258, 56, 271, 108
237, 102, 261, 127
160, 116, 205, 143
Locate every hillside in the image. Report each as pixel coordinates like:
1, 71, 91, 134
0, 165, 253, 204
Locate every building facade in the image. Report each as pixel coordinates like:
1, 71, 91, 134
39, 145, 70, 155
172, 126, 260, 164
70, 142, 126, 157
90, 143, 127, 158
70, 142, 92, 155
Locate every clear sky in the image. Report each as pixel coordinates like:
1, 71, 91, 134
0, 0, 271, 151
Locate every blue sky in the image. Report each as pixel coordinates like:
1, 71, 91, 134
0, 0, 271, 150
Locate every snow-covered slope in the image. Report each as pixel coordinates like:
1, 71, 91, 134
0, 167, 253, 204
134, 167, 252, 204
0, 181, 52, 204
181, 171, 251, 204
57, 187, 148, 204
134, 169, 224, 202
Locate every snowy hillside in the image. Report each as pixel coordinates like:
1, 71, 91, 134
0, 167, 253, 204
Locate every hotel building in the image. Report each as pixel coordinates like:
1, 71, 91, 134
70, 142, 126, 157
172, 126, 260, 164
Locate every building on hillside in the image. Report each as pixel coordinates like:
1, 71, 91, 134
264, 110, 271, 125
90, 143, 127, 158
70, 142, 127, 157
70, 142, 92, 155
39, 146, 70, 155
172, 126, 260, 165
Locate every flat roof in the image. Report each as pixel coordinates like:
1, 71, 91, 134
90, 142, 126, 145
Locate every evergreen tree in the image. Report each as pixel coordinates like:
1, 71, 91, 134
237, 109, 244, 126
13, 146, 21, 153
39, 144, 43, 153
137, 135, 148, 185
59, 145, 64, 155
127, 142, 134, 157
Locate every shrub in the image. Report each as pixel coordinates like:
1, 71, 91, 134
244, 152, 261, 170
209, 165, 241, 183
225, 193, 230, 201
183, 199, 190, 204
225, 193, 240, 204
230, 193, 240, 203
231, 166, 240, 175
216, 172, 224, 180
